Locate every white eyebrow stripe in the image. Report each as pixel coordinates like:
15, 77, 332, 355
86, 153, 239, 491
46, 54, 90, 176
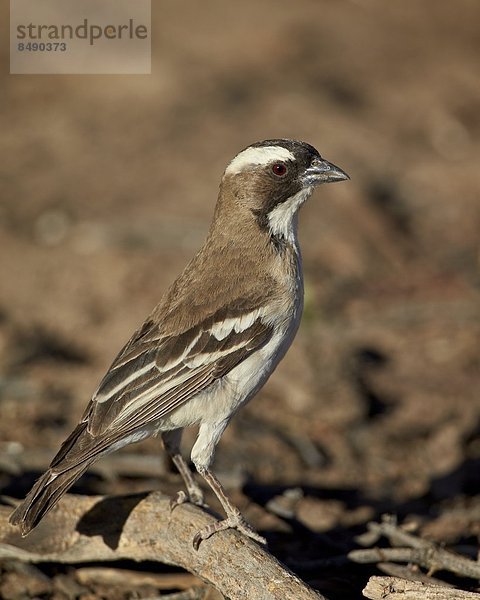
225, 146, 295, 175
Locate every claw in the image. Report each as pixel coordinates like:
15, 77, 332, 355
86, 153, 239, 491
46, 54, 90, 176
188, 488, 207, 508
170, 489, 208, 512
192, 513, 266, 550
169, 490, 189, 511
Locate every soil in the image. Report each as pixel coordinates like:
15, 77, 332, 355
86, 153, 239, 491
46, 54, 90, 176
1, 1, 479, 598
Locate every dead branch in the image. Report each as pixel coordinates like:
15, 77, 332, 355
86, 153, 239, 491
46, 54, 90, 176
375, 562, 455, 588
289, 543, 480, 580
74, 567, 201, 590
359, 516, 480, 579
363, 576, 480, 600
74, 568, 223, 600
0, 491, 325, 600
289, 512, 480, 600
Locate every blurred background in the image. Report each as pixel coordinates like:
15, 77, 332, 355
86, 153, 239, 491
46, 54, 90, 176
1, 1, 479, 598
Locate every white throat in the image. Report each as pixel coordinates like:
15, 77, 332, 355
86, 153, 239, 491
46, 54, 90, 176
267, 187, 313, 245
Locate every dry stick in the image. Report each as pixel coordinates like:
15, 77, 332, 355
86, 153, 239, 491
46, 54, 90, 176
74, 567, 201, 590
0, 492, 325, 600
363, 576, 480, 600
349, 546, 479, 577
362, 517, 480, 580
290, 545, 480, 578
290, 515, 480, 583
74, 569, 224, 600
376, 562, 455, 588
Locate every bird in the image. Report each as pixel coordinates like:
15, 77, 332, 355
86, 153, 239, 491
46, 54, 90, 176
10, 139, 349, 548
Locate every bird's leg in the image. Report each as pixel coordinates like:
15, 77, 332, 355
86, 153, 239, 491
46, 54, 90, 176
161, 430, 205, 508
193, 467, 266, 550
190, 421, 265, 548
169, 453, 206, 509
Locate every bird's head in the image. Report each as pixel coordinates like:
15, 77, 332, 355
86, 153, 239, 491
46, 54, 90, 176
220, 139, 349, 241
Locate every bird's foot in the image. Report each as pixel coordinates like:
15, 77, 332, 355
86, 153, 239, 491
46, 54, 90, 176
169, 486, 207, 511
193, 510, 266, 550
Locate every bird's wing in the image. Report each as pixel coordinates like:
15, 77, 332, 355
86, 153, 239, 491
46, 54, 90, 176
83, 306, 274, 437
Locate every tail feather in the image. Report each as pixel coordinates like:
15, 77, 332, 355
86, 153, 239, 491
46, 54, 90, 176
9, 421, 104, 536
9, 462, 92, 536
10, 419, 133, 535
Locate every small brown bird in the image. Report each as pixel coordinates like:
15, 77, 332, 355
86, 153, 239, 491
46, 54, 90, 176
10, 139, 349, 548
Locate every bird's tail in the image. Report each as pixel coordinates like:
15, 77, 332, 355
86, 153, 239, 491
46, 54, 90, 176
9, 462, 92, 536
9, 421, 103, 536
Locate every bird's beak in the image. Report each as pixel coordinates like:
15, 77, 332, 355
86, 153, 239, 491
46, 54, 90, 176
301, 158, 350, 187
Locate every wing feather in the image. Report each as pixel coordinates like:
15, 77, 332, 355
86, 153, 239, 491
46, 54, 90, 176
85, 310, 273, 438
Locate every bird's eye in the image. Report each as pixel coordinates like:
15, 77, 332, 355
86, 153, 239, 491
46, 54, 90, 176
272, 162, 288, 177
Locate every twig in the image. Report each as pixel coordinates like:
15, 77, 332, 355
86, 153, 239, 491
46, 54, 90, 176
363, 576, 480, 599
290, 514, 480, 584
74, 567, 202, 590
376, 562, 454, 588
363, 516, 480, 579
0, 492, 325, 600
